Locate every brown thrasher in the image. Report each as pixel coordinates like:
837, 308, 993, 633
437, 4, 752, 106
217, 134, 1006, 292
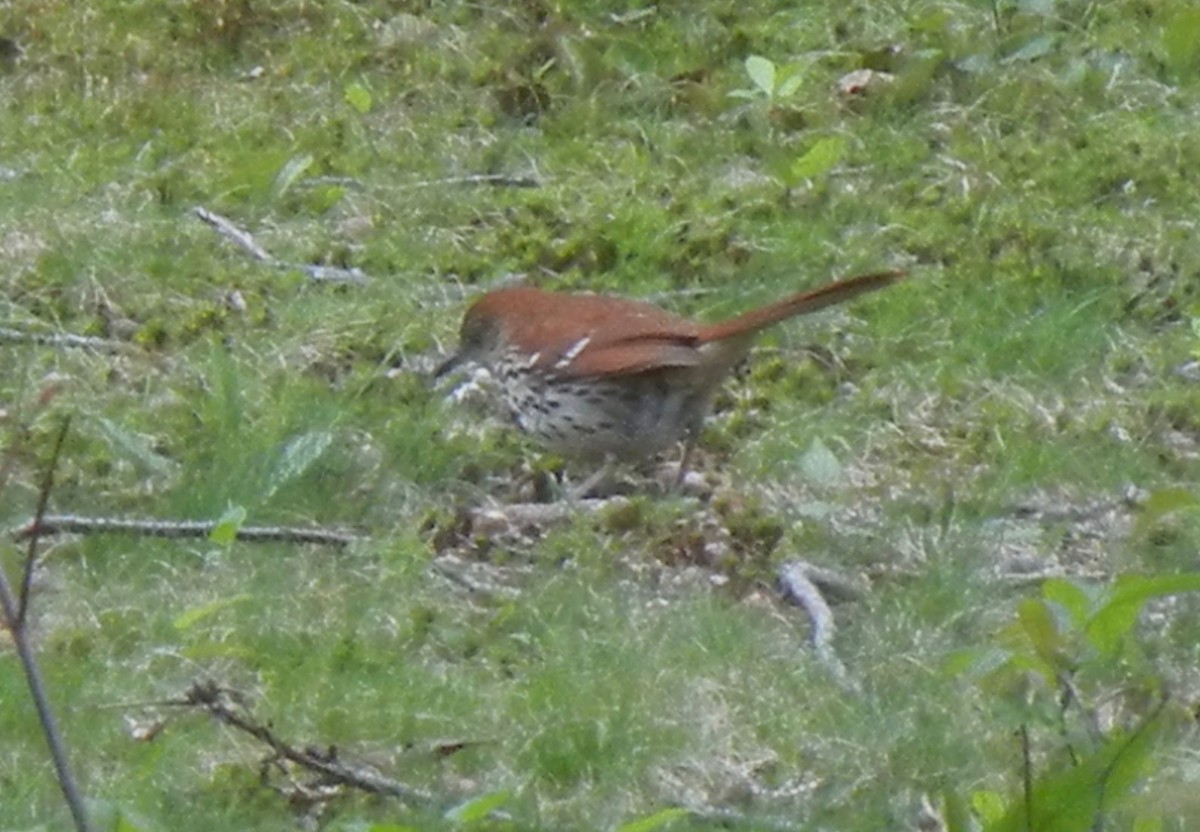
437, 270, 903, 464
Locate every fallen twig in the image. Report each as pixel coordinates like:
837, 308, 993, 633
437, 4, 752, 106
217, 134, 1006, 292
13, 514, 360, 547
0, 327, 131, 353
194, 206, 368, 286
183, 680, 435, 806
466, 497, 626, 535
778, 561, 856, 690
397, 173, 542, 190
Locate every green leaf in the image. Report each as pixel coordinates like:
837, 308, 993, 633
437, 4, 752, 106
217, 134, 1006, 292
799, 436, 847, 489
93, 416, 178, 478
272, 153, 313, 199
344, 81, 373, 113
210, 504, 247, 546
1041, 578, 1092, 630
985, 704, 1166, 831
971, 789, 1007, 825
775, 68, 804, 99
789, 136, 846, 182
1086, 573, 1200, 657
1016, 597, 1063, 669
744, 55, 776, 97
1002, 33, 1058, 63
265, 430, 334, 498
616, 807, 690, 832
1137, 487, 1200, 532
174, 594, 252, 631
445, 789, 511, 824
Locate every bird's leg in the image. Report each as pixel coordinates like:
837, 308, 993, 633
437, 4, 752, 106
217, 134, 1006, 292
566, 456, 617, 501
675, 438, 696, 487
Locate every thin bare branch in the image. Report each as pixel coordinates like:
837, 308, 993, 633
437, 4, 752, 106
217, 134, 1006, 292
0, 326, 131, 353
397, 173, 542, 190
0, 416, 95, 832
13, 514, 360, 547
184, 680, 435, 806
778, 561, 856, 690
194, 206, 368, 286
18, 417, 71, 627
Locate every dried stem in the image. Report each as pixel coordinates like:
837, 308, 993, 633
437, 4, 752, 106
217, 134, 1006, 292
0, 416, 95, 832
182, 680, 435, 806
778, 561, 857, 690
194, 206, 368, 286
13, 514, 360, 547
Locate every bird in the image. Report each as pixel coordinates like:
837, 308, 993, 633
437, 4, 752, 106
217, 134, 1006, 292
436, 270, 904, 472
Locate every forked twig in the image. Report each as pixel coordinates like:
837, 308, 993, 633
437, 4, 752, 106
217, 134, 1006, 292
182, 680, 435, 806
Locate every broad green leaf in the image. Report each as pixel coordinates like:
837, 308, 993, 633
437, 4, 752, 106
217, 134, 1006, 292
344, 81, 373, 113
986, 706, 1165, 831
745, 55, 776, 96
776, 68, 805, 99
1137, 487, 1199, 532
1003, 33, 1058, 63
1087, 573, 1200, 657
445, 789, 511, 824
1016, 597, 1062, 667
790, 136, 846, 181
94, 416, 178, 478
266, 430, 334, 498
210, 504, 247, 546
971, 790, 1007, 825
617, 807, 690, 832
174, 594, 252, 631
1042, 578, 1091, 630
272, 153, 313, 199
799, 436, 847, 488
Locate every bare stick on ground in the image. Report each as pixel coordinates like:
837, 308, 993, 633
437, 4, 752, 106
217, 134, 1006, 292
396, 173, 542, 190
194, 206, 368, 286
778, 561, 859, 690
0, 326, 131, 353
181, 680, 436, 806
13, 514, 361, 547
0, 417, 96, 832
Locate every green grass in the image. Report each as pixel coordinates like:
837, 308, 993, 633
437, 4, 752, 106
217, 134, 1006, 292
3, 0, 1200, 829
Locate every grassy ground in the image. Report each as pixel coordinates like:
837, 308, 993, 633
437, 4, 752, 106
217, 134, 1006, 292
2, 1, 1200, 829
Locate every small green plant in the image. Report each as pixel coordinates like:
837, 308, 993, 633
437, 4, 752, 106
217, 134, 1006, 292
950, 573, 1200, 830
728, 55, 845, 188
728, 55, 805, 104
